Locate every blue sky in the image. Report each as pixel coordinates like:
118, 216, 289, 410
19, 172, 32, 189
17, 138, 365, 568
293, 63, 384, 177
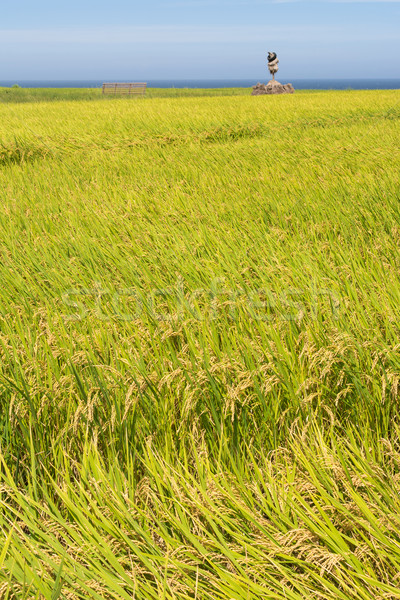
1, 0, 399, 80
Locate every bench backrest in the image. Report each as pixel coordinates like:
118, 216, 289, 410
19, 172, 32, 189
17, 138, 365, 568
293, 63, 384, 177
102, 83, 147, 96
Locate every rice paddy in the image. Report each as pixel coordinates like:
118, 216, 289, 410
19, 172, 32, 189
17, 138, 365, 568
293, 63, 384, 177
0, 88, 400, 599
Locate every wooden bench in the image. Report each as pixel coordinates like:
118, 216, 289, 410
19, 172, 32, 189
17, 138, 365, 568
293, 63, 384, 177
102, 82, 147, 96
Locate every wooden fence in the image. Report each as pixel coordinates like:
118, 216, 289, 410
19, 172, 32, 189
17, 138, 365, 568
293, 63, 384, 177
102, 83, 147, 96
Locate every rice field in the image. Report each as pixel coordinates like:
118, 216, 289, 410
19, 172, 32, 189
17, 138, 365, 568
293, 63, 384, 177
0, 88, 400, 599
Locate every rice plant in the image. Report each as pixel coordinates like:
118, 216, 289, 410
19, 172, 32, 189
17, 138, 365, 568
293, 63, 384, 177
0, 88, 399, 598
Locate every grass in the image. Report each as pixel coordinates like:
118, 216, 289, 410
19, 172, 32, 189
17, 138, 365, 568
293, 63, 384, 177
0, 86, 252, 103
0, 87, 399, 598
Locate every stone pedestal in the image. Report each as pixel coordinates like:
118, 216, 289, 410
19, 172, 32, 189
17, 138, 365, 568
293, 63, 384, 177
252, 80, 295, 95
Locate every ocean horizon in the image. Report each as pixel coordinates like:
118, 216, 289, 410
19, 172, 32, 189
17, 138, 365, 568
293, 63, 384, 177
1, 78, 399, 90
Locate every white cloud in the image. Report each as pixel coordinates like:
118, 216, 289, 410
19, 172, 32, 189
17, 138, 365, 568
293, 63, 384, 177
167, 0, 400, 4
0, 23, 398, 45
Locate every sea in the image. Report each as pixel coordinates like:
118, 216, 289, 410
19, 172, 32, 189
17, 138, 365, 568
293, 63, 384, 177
1, 79, 399, 90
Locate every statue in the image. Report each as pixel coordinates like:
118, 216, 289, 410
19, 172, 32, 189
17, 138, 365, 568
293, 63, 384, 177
252, 51, 294, 95
267, 52, 279, 81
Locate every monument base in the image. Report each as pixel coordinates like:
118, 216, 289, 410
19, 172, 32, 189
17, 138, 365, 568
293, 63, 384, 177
252, 80, 295, 95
